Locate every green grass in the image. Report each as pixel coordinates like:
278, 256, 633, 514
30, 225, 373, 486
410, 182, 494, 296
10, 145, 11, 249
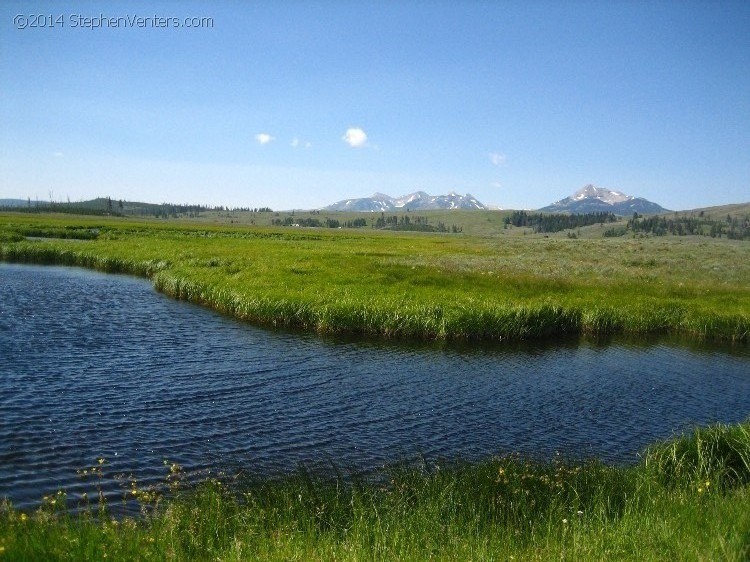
1, 212, 748, 342
2, 212, 749, 558
2, 421, 749, 561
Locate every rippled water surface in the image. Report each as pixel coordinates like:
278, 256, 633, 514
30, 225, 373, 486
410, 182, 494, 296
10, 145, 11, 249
1, 263, 749, 508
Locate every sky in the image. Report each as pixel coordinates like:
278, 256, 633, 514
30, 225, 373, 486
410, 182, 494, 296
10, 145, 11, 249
1, 1, 748, 211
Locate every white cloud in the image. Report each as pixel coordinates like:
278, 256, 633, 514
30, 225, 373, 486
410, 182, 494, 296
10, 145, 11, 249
492, 181, 503, 189
489, 152, 506, 166
291, 137, 312, 149
255, 133, 274, 145
53, 151, 64, 158
342, 127, 368, 148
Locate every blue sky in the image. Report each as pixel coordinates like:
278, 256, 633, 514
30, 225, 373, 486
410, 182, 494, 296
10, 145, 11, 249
1, 1, 748, 211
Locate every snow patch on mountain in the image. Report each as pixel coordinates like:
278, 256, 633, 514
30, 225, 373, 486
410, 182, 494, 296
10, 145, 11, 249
539, 185, 669, 215
323, 191, 487, 212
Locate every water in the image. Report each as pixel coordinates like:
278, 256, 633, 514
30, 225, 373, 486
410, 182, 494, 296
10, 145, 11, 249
1, 262, 749, 509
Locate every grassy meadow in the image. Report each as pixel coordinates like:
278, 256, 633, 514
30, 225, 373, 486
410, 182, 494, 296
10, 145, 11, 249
0, 211, 748, 342
1, 421, 749, 560
2, 210, 750, 559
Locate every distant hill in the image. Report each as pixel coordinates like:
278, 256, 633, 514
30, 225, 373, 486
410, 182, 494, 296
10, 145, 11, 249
323, 191, 486, 212
538, 185, 669, 215
676, 202, 750, 219
0, 197, 230, 217
0, 199, 29, 207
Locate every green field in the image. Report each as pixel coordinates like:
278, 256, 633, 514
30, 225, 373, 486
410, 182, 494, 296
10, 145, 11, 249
1, 211, 748, 342
2, 211, 750, 559
1, 421, 749, 561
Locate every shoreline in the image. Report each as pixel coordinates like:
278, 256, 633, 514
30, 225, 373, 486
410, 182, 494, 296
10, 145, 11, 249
1, 247, 748, 344
2, 420, 749, 560
1, 214, 748, 344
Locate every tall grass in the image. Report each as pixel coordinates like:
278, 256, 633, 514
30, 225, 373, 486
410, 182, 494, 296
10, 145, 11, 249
1, 213, 748, 342
2, 421, 749, 560
643, 422, 750, 490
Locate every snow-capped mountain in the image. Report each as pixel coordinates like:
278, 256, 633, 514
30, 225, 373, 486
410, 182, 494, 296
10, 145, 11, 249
324, 191, 487, 212
538, 185, 669, 215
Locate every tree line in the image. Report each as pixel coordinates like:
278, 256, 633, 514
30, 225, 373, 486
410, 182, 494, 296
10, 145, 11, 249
627, 213, 750, 240
373, 214, 460, 232
271, 213, 463, 233
0, 198, 275, 218
504, 211, 617, 233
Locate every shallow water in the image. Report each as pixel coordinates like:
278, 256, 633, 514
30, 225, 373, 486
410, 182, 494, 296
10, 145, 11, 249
1, 262, 749, 509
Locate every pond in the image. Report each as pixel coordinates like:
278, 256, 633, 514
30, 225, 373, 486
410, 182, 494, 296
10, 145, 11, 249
1, 262, 749, 509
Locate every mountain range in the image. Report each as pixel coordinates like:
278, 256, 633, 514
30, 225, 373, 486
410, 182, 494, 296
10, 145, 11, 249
538, 185, 669, 215
322, 185, 668, 215
323, 191, 486, 212
2, 185, 671, 215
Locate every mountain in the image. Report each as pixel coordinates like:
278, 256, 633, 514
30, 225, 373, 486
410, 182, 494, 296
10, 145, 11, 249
538, 185, 669, 215
323, 191, 486, 212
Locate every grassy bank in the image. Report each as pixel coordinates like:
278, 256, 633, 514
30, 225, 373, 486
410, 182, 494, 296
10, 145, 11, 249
1, 213, 748, 342
1, 421, 749, 560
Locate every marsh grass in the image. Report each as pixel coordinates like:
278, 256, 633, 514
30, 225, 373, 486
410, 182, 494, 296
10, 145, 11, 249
1, 213, 748, 342
2, 421, 749, 560
643, 422, 750, 490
